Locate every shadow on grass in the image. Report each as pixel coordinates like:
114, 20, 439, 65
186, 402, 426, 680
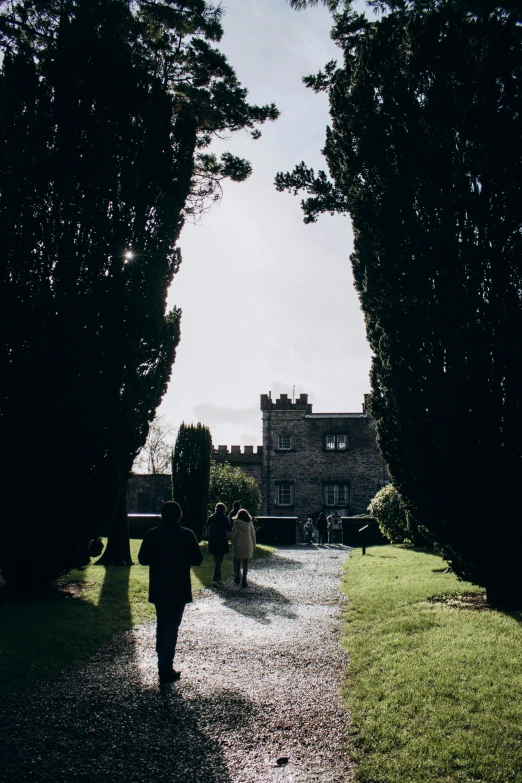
0, 564, 134, 694
96, 563, 133, 632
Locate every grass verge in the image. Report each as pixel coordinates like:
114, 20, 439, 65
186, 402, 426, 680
342, 545, 522, 783
0, 539, 273, 694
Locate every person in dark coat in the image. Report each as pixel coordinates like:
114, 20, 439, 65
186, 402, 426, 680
316, 511, 328, 546
229, 500, 241, 529
206, 502, 231, 584
229, 500, 241, 576
138, 501, 203, 684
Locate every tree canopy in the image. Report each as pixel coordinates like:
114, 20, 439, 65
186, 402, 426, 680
278, 0, 522, 606
133, 416, 175, 475
0, 0, 278, 586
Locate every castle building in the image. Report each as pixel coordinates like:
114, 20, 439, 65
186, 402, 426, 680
212, 392, 389, 522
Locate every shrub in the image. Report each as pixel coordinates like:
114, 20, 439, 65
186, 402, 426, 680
208, 462, 261, 521
368, 485, 409, 544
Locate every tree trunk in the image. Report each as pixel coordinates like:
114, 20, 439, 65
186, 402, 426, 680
485, 549, 522, 610
96, 487, 133, 567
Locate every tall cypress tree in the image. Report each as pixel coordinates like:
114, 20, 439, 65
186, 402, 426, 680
278, 1, 522, 607
0, 0, 278, 586
171, 423, 212, 540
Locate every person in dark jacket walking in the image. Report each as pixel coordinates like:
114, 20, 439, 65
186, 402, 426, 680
138, 501, 203, 684
316, 511, 328, 546
206, 502, 231, 584
229, 500, 241, 529
229, 500, 241, 577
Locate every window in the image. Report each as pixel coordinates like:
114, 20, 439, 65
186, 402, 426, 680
326, 485, 336, 506
278, 434, 292, 450
324, 484, 348, 507
277, 482, 293, 506
325, 434, 348, 451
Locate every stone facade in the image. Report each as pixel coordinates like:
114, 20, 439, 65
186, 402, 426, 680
216, 392, 389, 522
259, 392, 388, 522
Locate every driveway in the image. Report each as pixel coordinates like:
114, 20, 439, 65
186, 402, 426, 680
0, 545, 354, 783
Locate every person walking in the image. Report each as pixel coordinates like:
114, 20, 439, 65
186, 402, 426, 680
316, 511, 328, 546
206, 502, 231, 585
304, 517, 315, 545
231, 508, 256, 587
229, 500, 241, 528
229, 500, 241, 577
138, 501, 203, 684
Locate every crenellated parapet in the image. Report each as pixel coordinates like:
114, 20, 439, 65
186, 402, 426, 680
213, 445, 263, 457
260, 393, 313, 413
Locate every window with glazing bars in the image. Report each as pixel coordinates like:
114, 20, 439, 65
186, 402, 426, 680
326, 434, 336, 450
324, 484, 348, 506
278, 434, 292, 450
326, 484, 336, 505
277, 483, 293, 506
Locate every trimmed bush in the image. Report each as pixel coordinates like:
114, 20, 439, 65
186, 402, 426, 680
368, 485, 409, 544
208, 462, 261, 521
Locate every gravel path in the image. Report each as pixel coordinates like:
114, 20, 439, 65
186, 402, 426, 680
0, 545, 354, 783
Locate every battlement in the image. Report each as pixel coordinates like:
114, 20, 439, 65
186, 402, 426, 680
260, 392, 313, 413
213, 445, 263, 457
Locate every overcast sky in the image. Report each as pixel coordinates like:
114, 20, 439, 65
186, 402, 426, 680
156, 0, 372, 449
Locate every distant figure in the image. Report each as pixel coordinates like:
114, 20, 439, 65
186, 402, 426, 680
231, 508, 256, 588
327, 515, 334, 544
229, 500, 241, 576
229, 500, 241, 528
206, 502, 231, 584
138, 501, 203, 684
304, 518, 315, 544
316, 512, 328, 546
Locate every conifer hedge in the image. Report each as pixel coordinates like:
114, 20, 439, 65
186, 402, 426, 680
279, 0, 522, 607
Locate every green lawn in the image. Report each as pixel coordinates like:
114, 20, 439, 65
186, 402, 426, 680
342, 546, 522, 783
0, 539, 273, 694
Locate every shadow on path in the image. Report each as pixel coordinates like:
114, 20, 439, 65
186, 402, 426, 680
0, 631, 240, 783
218, 582, 298, 625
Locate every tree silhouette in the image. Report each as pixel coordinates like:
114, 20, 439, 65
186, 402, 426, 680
0, 0, 278, 585
172, 423, 212, 541
278, 1, 522, 607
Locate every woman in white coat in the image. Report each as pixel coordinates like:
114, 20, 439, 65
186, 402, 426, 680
231, 508, 256, 587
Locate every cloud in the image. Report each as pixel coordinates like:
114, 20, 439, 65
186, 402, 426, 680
193, 404, 259, 426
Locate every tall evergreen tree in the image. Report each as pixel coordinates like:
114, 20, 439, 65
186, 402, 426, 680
0, 0, 278, 586
278, 0, 522, 607
171, 423, 212, 540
